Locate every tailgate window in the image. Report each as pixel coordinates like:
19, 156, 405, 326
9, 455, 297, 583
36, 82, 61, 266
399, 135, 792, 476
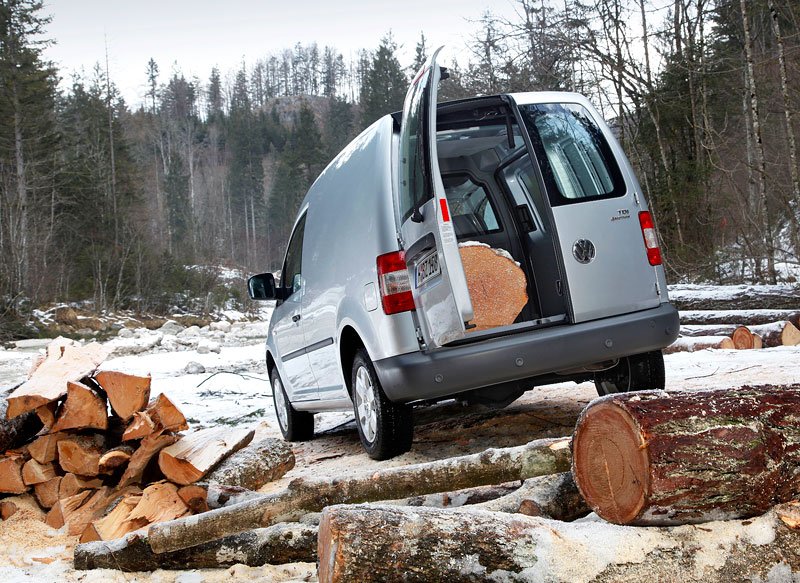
518, 103, 625, 206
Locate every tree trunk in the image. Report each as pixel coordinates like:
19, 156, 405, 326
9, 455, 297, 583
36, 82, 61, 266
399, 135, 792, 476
679, 309, 800, 327
572, 385, 800, 525
678, 324, 739, 337
670, 286, 800, 310
474, 472, 589, 521
74, 522, 318, 571
157, 426, 254, 485
147, 436, 571, 554
317, 503, 800, 583
203, 437, 295, 491
749, 321, 800, 347
664, 336, 734, 354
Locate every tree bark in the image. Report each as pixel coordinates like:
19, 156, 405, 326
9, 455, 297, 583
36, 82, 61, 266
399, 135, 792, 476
664, 336, 734, 354
74, 522, 318, 571
572, 385, 800, 525
317, 503, 800, 583
748, 321, 800, 347
0, 384, 42, 451
203, 437, 295, 491
157, 426, 254, 485
670, 286, 800, 311
679, 309, 800, 327
474, 472, 589, 521
147, 436, 571, 554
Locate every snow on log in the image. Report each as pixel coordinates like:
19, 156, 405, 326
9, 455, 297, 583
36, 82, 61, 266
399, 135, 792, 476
748, 321, 800, 347
0, 384, 42, 451
147, 436, 571, 554
158, 426, 255, 485
93, 370, 151, 421
474, 472, 589, 521
203, 437, 295, 491
118, 433, 178, 488
678, 324, 739, 337
50, 380, 108, 432
572, 385, 800, 525
663, 335, 735, 354
317, 503, 800, 583
74, 522, 318, 571
670, 284, 800, 310
5, 337, 109, 418
679, 309, 800, 327
458, 243, 527, 332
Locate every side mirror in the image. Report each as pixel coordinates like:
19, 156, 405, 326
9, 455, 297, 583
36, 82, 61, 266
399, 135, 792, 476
248, 273, 278, 300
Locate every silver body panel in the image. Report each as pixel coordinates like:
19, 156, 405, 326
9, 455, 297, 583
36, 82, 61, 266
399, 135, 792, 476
265, 91, 673, 411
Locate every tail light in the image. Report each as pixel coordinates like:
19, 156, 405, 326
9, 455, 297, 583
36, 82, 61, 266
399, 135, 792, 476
377, 251, 415, 315
638, 211, 662, 266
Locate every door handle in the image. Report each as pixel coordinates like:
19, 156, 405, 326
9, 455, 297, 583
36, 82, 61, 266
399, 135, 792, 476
292, 314, 301, 322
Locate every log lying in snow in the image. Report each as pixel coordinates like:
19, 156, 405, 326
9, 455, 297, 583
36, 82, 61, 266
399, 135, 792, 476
572, 385, 800, 525
93, 371, 151, 421
157, 426, 255, 485
5, 337, 109, 418
316, 503, 800, 583
663, 335, 735, 354
679, 309, 800, 327
749, 321, 800, 347
74, 522, 318, 571
147, 436, 572, 554
474, 472, 589, 521
731, 325, 754, 349
670, 285, 800, 311
203, 437, 295, 491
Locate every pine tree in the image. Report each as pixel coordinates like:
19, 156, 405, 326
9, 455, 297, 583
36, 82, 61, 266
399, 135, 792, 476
410, 31, 428, 72
359, 35, 408, 126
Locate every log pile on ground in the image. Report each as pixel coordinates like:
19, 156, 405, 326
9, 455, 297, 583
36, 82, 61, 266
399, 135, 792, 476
0, 337, 295, 543
668, 317, 800, 352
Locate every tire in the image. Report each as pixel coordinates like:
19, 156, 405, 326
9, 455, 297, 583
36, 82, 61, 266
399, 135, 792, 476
270, 368, 314, 441
351, 347, 413, 460
594, 350, 665, 396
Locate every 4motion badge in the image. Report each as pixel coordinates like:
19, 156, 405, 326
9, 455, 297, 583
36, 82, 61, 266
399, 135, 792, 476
573, 239, 596, 264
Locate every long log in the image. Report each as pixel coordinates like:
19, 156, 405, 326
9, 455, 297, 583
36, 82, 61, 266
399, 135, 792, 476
669, 284, 800, 311
680, 309, 800, 327
157, 426, 254, 485
663, 335, 735, 354
203, 437, 295, 491
474, 472, 589, 521
678, 324, 740, 337
572, 385, 800, 525
5, 337, 109, 418
749, 321, 800, 347
316, 503, 800, 583
74, 522, 318, 571
147, 436, 571, 554
0, 384, 42, 450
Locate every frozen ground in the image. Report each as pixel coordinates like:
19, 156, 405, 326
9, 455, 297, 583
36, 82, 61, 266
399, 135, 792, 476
1, 294, 800, 581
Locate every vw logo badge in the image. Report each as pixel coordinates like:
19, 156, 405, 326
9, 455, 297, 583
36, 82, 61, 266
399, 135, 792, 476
573, 239, 596, 264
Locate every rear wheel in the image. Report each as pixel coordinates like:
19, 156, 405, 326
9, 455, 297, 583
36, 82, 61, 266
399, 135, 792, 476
594, 350, 665, 396
351, 348, 413, 460
271, 368, 314, 441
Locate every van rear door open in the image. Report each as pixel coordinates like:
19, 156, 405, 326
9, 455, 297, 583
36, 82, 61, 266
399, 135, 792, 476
398, 48, 474, 349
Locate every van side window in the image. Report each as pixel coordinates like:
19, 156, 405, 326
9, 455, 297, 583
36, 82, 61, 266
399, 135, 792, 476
442, 174, 502, 239
281, 213, 307, 297
518, 103, 625, 206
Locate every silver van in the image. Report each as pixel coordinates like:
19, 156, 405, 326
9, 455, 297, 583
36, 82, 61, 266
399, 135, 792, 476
248, 48, 679, 459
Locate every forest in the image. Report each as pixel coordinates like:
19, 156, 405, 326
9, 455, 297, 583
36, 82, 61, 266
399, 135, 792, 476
1, 0, 799, 333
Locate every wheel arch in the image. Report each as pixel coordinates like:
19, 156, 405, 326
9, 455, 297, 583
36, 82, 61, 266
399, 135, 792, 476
339, 325, 367, 398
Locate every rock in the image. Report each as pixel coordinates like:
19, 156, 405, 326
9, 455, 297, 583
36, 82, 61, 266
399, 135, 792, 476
209, 321, 232, 333
179, 326, 201, 338
118, 328, 134, 339
159, 321, 185, 336
54, 306, 78, 326
197, 340, 221, 355
184, 362, 206, 374
197, 345, 210, 355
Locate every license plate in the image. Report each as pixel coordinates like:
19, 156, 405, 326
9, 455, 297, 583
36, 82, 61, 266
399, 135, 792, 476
415, 250, 441, 288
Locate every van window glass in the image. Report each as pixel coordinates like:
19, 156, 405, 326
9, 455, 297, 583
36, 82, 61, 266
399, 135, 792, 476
442, 174, 502, 239
398, 69, 433, 223
517, 103, 624, 206
282, 213, 306, 297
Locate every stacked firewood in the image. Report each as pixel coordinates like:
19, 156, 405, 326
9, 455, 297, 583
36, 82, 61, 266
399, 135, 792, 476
0, 337, 294, 544
668, 313, 800, 353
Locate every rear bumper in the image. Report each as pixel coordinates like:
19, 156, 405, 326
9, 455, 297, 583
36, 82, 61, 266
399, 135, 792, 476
374, 303, 679, 403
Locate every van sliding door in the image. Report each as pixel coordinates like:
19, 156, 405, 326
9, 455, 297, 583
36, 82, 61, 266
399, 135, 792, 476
398, 47, 473, 349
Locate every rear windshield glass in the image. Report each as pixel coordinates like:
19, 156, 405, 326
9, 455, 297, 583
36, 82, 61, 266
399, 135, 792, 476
517, 103, 625, 206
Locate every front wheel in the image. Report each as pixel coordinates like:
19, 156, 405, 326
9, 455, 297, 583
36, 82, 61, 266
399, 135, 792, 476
351, 348, 413, 460
594, 350, 665, 396
271, 368, 314, 441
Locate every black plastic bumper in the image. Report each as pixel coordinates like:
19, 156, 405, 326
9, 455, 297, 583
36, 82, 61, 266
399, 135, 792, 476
373, 303, 680, 403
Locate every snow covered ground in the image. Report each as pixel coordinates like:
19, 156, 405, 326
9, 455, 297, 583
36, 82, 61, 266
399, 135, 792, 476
1, 295, 800, 582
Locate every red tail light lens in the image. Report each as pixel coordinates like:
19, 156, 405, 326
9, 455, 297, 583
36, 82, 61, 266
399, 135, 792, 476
638, 211, 662, 266
377, 251, 415, 315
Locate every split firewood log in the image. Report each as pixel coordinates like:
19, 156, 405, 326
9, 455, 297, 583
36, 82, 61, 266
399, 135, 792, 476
28, 432, 69, 464
118, 433, 179, 488
33, 476, 62, 509
93, 371, 151, 421
50, 381, 108, 432
146, 393, 188, 432
572, 385, 800, 525
158, 426, 255, 485
97, 445, 135, 475
458, 243, 527, 332
316, 503, 800, 583
80, 492, 144, 543
57, 434, 104, 476
21, 458, 57, 486
146, 436, 571, 554
749, 321, 800, 347
5, 337, 109, 418
126, 481, 190, 525
202, 437, 294, 491
0, 454, 27, 494
75, 522, 318, 571
0, 384, 42, 451
46, 489, 93, 529
35, 402, 58, 430
663, 335, 735, 354
0, 500, 18, 520
59, 474, 103, 499
122, 411, 156, 441
731, 325, 755, 349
